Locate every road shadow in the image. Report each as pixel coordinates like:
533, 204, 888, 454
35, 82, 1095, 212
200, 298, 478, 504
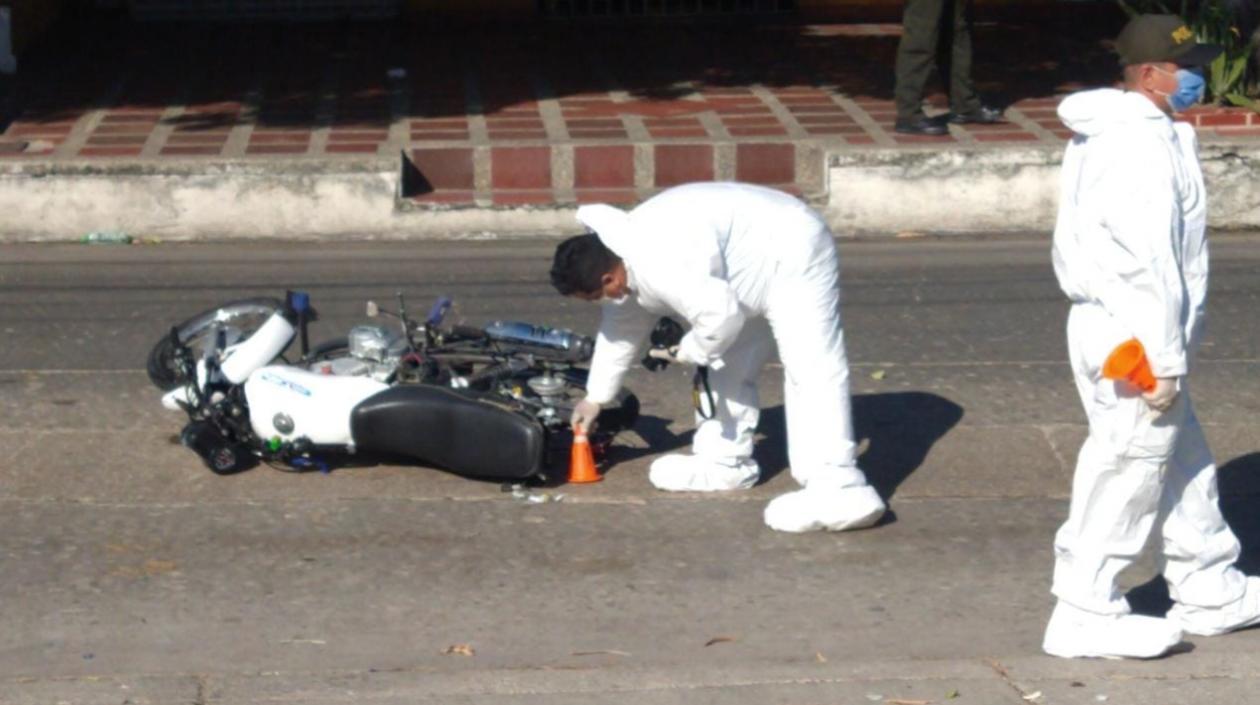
1128, 451, 1260, 617
753, 391, 965, 499
602, 413, 692, 469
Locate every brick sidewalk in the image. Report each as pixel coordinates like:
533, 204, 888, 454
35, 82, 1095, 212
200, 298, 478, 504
2, 18, 1257, 206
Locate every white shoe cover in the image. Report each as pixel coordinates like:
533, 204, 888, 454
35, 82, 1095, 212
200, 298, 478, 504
648, 454, 760, 492
763, 483, 886, 533
1042, 601, 1183, 659
1169, 576, 1260, 637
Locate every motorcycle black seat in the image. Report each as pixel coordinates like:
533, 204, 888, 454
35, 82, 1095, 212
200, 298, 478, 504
349, 385, 544, 480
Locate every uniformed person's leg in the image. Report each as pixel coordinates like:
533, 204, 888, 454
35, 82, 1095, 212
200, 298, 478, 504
946, 0, 982, 116
894, 0, 945, 124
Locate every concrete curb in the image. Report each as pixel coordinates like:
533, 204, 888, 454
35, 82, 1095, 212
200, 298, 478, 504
1, 141, 1258, 241
825, 141, 1260, 235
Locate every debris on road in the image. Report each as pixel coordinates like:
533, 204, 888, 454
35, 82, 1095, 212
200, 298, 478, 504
508, 485, 565, 504
442, 644, 475, 656
871, 369, 888, 380
946, 689, 961, 700
81, 230, 132, 245
703, 635, 737, 647
571, 649, 630, 657
1023, 692, 1043, 702
815, 651, 827, 663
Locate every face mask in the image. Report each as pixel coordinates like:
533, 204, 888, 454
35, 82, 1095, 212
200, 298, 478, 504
601, 293, 630, 306
1154, 66, 1205, 113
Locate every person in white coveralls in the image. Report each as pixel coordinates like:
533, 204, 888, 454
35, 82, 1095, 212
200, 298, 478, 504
1044, 14, 1260, 659
549, 181, 886, 533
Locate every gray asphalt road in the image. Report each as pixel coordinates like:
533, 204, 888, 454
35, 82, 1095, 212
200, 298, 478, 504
3, 236, 1260, 704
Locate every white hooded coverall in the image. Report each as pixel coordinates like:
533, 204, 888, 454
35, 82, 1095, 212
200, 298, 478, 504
578, 182, 871, 491
1051, 88, 1245, 616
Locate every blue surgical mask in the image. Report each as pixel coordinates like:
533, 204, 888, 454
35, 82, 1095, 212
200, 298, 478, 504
1155, 66, 1206, 113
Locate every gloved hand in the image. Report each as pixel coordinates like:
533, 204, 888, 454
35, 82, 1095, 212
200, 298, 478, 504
1142, 377, 1179, 413
647, 345, 681, 365
571, 398, 602, 435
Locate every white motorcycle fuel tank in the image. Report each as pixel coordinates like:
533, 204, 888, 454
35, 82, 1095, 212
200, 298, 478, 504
245, 366, 387, 446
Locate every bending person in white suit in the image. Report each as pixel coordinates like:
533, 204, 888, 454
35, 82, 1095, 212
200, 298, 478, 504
549, 181, 885, 533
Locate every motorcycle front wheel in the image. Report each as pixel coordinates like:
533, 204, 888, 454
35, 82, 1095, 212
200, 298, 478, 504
146, 297, 285, 391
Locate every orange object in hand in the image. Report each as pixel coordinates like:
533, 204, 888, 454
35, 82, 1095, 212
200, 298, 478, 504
1102, 338, 1157, 393
568, 425, 601, 484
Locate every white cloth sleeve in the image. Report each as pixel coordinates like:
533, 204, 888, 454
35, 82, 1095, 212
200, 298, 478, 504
583, 301, 658, 404
1096, 149, 1188, 379
657, 273, 745, 370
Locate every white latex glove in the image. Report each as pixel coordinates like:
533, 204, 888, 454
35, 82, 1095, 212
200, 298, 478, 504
571, 398, 602, 434
647, 345, 681, 365
1142, 377, 1179, 413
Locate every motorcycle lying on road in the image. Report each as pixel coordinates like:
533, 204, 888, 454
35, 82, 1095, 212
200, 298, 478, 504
148, 291, 649, 482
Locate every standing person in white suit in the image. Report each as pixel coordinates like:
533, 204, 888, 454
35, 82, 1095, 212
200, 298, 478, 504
1045, 15, 1260, 660
549, 182, 886, 533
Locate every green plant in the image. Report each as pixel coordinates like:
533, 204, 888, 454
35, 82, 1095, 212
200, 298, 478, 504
1113, 0, 1259, 105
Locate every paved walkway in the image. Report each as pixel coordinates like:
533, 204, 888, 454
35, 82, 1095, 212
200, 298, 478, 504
1, 16, 1258, 205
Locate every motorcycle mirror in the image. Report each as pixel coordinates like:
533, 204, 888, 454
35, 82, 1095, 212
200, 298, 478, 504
366, 301, 379, 318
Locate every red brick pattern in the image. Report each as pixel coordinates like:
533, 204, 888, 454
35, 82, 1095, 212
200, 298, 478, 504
411, 147, 475, 191
655, 144, 714, 187
574, 189, 638, 205
4, 21, 1260, 212
248, 130, 311, 155
492, 190, 554, 206
575, 145, 634, 189
735, 143, 795, 186
492, 146, 552, 189
411, 118, 470, 142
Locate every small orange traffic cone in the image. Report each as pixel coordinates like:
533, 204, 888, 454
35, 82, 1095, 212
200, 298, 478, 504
1103, 338, 1157, 393
568, 425, 601, 484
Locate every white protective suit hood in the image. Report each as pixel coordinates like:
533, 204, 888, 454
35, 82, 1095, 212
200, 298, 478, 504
1057, 88, 1169, 138
576, 204, 635, 260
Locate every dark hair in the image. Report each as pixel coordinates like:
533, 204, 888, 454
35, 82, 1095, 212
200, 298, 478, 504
550, 234, 620, 296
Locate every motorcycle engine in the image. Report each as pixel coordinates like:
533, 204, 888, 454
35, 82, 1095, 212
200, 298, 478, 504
526, 374, 566, 405
313, 325, 407, 381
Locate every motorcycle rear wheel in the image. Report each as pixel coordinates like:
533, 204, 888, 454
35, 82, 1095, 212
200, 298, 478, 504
146, 297, 286, 391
